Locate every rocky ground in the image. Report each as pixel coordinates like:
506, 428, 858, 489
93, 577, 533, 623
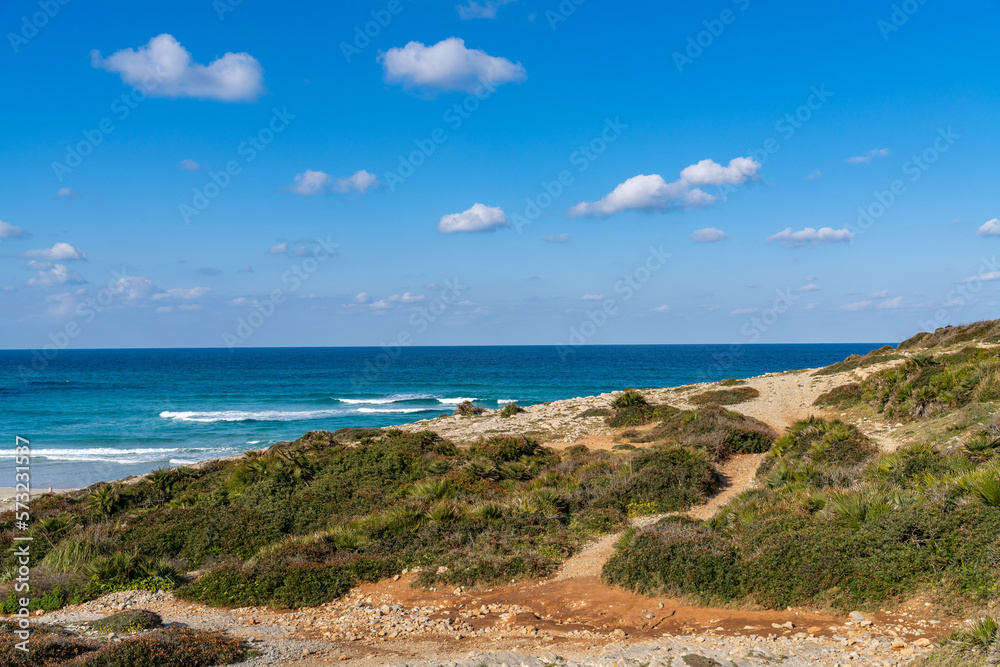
21, 352, 971, 666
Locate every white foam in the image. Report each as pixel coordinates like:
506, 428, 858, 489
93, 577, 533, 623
159, 409, 343, 423
497, 399, 517, 404
355, 407, 437, 414
436, 397, 479, 404
8, 447, 233, 464
334, 397, 399, 405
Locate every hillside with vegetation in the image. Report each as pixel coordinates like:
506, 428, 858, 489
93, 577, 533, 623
4, 321, 1000, 666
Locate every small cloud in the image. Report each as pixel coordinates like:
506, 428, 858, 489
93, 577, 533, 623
878, 296, 903, 309
652, 304, 671, 312
197, 267, 223, 276
378, 37, 526, 96
799, 283, 820, 292
690, 227, 728, 243
581, 294, 604, 301
846, 148, 890, 165
439, 203, 509, 234
56, 187, 79, 199
569, 157, 760, 218
869, 290, 888, 298
457, 0, 516, 19
731, 308, 758, 315
153, 287, 210, 301
767, 227, 854, 247
977, 218, 1000, 236
804, 302, 819, 310
370, 299, 394, 310
91, 33, 264, 102
839, 300, 872, 311
333, 169, 379, 194
179, 159, 203, 171
951, 218, 961, 224
267, 242, 288, 255
0, 220, 28, 239
543, 233, 571, 243
288, 170, 330, 196
456, 300, 474, 306
26, 261, 86, 287
355, 292, 372, 304
806, 170, 824, 180
20, 242, 87, 261
238, 266, 254, 273
400, 292, 425, 303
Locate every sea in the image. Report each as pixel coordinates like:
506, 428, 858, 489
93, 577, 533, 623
0, 344, 885, 489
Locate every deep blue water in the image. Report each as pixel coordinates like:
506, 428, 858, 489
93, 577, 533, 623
1, 344, 886, 488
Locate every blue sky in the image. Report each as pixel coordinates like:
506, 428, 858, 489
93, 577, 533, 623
1, 0, 999, 349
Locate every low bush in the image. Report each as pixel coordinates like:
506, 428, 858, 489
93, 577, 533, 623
813, 382, 863, 408
454, 401, 486, 416
689, 387, 760, 406
87, 609, 162, 634
500, 403, 526, 418
73, 627, 245, 667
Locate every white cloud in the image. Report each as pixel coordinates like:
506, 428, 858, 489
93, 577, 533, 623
112, 275, 156, 301
731, 308, 758, 315
355, 292, 372, 303
457, 0, 516, 19
846, 148, 890, 164
652, 304, 671, 312
977, 218, 1000, 236
21, 242, 87, 261
543, 233, 571, 243
267, 242, 288, 254
568, 157, 760, 218
439, 203, 509, 234
804, 302, 819, 310
91, 34, 264, 102
288, 170, 330, 196
581, 294, 604, 301
56, 187, 78, 199
806, 170, 824, 180
964, 271, 1000, 283
400, 292, 425, 303
839, 300, 872, 311
870, 290, 888, 298
378, 37, 526, 95
878, 296, 903, 309
799, 283, 820, 292
333, 170, 378, 194
767, 227, 854, 247
690, 227, 728, 243
179, 159, 202, 171
0, 220, 28, 238
26, 261, 86, 287
370, 299, 394, 310
153, 287, 211, 301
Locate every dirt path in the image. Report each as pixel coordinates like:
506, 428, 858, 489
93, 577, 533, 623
554, 453, 764, 582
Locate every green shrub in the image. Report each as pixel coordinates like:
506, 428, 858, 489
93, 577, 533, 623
474, 435, 540, 464
603, 521, 742, 602
75, 627, 245, 667
500, 403, 526, 418
689, 386, 760, 406
176, 556, 398, 608
814, 383, 863, 408
612, 390, 648, 410
87, 609, 162, 634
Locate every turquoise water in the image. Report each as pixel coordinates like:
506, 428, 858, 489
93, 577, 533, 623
0, 344, 884, 488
